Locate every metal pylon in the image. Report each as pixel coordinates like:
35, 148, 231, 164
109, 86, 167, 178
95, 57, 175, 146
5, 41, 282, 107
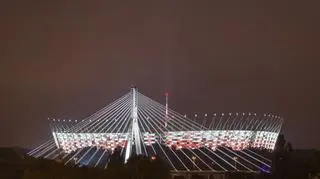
125, 87, 142, 163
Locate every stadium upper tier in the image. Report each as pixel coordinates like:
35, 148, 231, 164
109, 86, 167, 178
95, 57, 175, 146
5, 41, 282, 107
28, 87, 283, 172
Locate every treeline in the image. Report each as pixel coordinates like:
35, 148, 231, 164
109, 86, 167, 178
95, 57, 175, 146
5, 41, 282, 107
271, 134, 320, 179
22, 148, 170, 179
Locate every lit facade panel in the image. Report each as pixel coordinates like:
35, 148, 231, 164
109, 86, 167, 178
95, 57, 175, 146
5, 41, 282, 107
55, 130, 278, 153
55, 132, 129, 153
163, 130, 278, 150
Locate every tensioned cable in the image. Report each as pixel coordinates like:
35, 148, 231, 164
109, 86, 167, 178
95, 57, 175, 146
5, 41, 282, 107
64, 97, 131, 164
138, 93, 238, 171
74, 100, 132, 166
138, 108, 180, 171
137, 92, 204, 130
48, 94, 130, 161
139, 98, 214, 171
138, 93, 203, 132
34, 94, 131, 159
139, 100, 202, 171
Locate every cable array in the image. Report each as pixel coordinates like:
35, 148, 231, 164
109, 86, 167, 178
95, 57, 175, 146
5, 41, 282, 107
28, 88, 281, 172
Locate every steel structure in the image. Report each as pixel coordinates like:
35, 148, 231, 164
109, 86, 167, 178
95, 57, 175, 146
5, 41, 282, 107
28, 87, 283, 172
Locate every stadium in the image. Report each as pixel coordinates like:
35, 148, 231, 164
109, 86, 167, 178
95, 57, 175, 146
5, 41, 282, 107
28, 87, 283, 174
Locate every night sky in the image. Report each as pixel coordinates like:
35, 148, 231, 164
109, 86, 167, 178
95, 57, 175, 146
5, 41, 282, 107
0, 1, 319, 149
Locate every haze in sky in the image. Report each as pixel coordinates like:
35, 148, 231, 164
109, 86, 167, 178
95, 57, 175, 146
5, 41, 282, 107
0, 0, 319, 149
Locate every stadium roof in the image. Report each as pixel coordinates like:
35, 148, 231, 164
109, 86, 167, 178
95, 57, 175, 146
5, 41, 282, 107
28, 87, 282, 172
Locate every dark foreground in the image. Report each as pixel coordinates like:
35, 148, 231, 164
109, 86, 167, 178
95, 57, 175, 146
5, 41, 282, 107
0, 146, 319, 179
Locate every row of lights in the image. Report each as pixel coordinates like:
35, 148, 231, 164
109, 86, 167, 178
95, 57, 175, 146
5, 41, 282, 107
185, 113, 281, 119
48, 119, 105, 122
48, 113, 282, 122
48, 119, 87, 122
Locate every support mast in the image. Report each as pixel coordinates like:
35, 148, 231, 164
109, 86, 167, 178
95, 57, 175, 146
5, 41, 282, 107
125, 87, 142, 163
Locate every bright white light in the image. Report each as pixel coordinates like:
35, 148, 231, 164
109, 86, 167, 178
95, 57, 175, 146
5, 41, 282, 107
54, 129, 279, 154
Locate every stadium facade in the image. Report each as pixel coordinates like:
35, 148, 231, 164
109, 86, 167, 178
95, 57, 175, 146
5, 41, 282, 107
28, 87, 283, 173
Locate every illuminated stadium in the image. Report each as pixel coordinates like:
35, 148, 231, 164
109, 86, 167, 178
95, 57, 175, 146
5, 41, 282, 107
28, 87, 283, 173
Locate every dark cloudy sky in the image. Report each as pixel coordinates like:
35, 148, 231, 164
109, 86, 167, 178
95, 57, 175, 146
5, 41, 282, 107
0, 0, 319, 149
